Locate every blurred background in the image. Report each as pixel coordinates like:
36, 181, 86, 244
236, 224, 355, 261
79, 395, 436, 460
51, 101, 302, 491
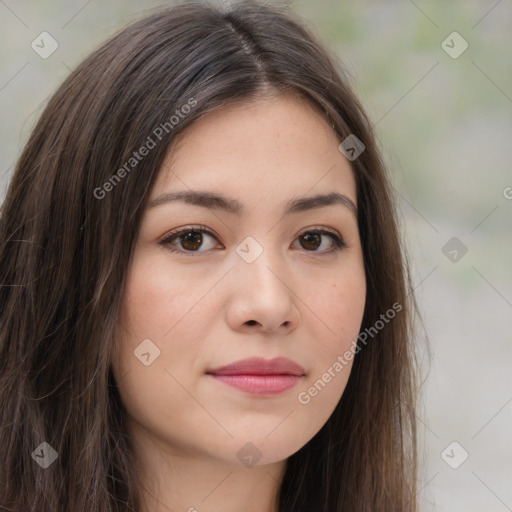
1, 1, 511, 510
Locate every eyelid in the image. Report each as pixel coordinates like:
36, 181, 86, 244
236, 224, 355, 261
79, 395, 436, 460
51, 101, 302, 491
294, 226, 347, 253
158, 224, 346, 256
158, 224, 219, 251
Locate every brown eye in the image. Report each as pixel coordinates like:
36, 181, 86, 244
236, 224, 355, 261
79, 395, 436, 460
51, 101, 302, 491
179, 230, 203, 251
160, 226, 345, 256
294, 229, 346, 254
300, 232, 322, 250
159, 226, 220, 255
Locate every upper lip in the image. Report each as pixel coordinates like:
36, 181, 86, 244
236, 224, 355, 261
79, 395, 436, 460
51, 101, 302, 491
207, 357, 306, 376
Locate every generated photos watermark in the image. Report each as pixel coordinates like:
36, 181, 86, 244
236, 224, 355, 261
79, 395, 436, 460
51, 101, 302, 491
297, 301, 402, 405
93, 97, 197, 200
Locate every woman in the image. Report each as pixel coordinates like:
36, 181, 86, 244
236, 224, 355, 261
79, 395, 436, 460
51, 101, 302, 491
0, 2, 420, 511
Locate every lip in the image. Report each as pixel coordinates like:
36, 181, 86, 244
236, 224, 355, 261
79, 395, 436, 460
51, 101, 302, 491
206, 357, 306, 396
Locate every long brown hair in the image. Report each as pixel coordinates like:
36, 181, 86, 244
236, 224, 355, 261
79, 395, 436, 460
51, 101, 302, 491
0, 2, 420, 510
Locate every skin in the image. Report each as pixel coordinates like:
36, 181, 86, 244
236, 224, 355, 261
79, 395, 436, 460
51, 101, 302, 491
112, 91, 366, 512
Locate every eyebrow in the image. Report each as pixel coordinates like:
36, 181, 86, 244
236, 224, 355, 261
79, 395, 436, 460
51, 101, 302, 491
148, 190, 357, 217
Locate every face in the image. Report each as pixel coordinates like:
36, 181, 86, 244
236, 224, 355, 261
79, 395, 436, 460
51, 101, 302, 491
112, 92, 366, 468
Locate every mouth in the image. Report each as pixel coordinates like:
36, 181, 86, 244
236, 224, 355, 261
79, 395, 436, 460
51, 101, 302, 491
206, 357, 306, 396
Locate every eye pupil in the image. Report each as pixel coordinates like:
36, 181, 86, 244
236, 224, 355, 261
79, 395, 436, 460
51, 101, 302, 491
301, 232, 321, 250
181, 231, 202, 250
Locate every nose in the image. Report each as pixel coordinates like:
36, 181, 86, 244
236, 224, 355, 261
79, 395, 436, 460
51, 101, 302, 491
226, 245, 300, 334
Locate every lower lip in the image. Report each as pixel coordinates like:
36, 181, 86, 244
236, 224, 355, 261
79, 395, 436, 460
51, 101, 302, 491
209, 374, 303, 396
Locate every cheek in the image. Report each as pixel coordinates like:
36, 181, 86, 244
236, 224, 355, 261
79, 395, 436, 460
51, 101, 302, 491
313, 285, 365, 374
335, 283, 366, 345
309, 264, 366, 348
119, 254, 199, 340
113, 249, 216, 396
295, 263, 366, 405
112, 259, 202, 439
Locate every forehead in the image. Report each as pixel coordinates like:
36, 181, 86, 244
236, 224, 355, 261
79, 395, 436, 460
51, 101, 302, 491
152, 93, 357, 207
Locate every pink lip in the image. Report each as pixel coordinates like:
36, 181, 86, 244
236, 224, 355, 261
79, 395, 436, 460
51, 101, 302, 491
206, 357, 306, 396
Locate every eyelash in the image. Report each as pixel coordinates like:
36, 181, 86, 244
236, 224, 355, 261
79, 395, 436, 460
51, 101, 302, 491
158, 224, 346, 256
